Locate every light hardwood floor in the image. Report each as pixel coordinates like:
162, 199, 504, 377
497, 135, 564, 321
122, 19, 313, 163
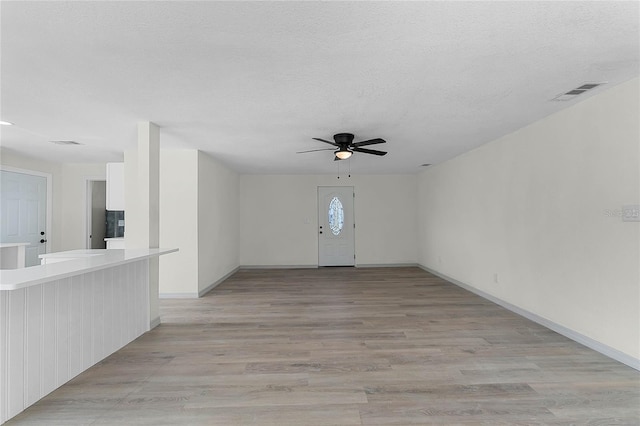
7, 267, 640, 425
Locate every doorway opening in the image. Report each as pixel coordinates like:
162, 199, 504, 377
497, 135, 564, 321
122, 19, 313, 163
86, 180, 107, 249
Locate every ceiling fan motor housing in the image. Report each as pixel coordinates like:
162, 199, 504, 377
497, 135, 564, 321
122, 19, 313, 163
334, 133, 355, 147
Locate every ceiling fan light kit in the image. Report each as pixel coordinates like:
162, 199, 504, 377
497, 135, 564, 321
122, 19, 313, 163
335, 150, 353, 160
298, 132, 388, 162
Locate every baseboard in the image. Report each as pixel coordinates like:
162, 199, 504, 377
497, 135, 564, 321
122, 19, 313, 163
149, 316, 161, 330
240, 264, 318, 269
159, 292, 199, 299
419, 265, 640, 371
158, 267, 241, 299
199, 266, 240, 297
240, 264, 419, 269
356, 263, 419, 268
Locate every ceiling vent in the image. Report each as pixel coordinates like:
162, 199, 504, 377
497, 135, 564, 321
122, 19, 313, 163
552, 82, 606, 101
50, 140, 82, 145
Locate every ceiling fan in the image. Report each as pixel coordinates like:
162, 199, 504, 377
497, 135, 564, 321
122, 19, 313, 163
297, 133, 387, 161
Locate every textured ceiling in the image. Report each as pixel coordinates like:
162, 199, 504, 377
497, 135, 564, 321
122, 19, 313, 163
1, 1, 638, 174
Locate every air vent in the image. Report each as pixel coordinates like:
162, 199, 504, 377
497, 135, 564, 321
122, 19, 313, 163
50, 140, 82, 145
552, 82, 606, 101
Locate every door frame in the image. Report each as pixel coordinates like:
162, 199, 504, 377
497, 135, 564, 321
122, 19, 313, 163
0, 165, 53, 254
85, 177, 106, 249
317, 185, 356, 266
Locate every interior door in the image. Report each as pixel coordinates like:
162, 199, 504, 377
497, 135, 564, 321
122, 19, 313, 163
318, 186, 355, 266
0, 170, 47, 266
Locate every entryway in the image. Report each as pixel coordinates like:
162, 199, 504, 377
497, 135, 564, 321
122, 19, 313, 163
86, 180, 107, 249
317, 186, 355, 266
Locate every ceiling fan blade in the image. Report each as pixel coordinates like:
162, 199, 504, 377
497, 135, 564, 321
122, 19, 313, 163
352, 138, 386, 147
352, 147, 387, 156
296, 148, 336, 154
312, 137, 338, 146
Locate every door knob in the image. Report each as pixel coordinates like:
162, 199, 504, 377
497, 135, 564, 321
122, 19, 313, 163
319, 231, 323, 234
40, 239, 47, 243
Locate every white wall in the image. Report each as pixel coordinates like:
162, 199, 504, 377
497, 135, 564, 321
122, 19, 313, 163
158, 150, 199, 296
197, 151, 239, 293
417, 77, 640, 362
239, 174, 418, 267
157, 150, 239, 297
58, 163, 106, 250
123, 148, 137, 250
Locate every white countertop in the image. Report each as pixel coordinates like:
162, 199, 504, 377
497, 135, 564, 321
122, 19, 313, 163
1, 248, 178, 291
0, 242, 30, 248
39, 250, 104, 259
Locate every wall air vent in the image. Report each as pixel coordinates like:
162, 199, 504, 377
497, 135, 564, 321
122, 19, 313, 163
50, 140, 82, 145
552, 82, 606, 101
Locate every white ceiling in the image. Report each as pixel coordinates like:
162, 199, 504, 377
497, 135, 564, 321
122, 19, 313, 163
1, 1, 638, 174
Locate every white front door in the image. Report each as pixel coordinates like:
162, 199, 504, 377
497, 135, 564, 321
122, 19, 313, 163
318, 186, 355, 266
0, 170, 48, 266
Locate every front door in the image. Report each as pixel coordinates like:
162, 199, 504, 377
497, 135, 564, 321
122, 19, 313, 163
0, 170, 48, 266
318, 186, 355, 266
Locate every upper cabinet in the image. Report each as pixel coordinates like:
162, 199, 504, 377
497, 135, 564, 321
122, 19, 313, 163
106, 162, 125, 211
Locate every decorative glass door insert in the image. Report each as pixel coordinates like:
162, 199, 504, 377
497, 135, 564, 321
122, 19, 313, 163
328, 196, 344, 235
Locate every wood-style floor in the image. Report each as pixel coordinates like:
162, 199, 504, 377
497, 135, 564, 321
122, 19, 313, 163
7, 267, 639, 425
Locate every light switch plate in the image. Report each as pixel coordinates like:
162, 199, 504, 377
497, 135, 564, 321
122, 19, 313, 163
622, 205, 640, 222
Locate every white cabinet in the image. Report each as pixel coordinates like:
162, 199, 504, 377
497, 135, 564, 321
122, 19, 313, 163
106, 162, 125, 210
105, 238, 125, 249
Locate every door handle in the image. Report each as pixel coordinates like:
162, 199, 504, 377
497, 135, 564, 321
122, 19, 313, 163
319, 231, 323, 234
40, 239, 47, 244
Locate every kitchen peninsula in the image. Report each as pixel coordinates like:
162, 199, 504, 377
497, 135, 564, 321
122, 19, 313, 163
0, 248, 177, 424
0, 242, 29, 269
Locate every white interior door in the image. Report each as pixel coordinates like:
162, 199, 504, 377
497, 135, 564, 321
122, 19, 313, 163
0, 170, 48, 266
318, 186, 355, 266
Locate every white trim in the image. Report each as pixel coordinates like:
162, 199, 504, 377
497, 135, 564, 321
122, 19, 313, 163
198, 267, 239, 297
356, 263, 419, 268
0, 165, 53, 254
239, 264, 419, 269
159, 267, 241, 299
149, 316, 161, 330
418, 264, 640, 371
240, 264, 318, 270
159, 292, 198, 299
